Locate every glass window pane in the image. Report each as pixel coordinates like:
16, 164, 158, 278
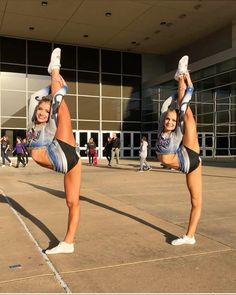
123, 122, 141, 131
78, 47, 99, 72
101, 50, 121, 73
102, 98, 121, 121
123, 99, 141, 121
133, 133, 141, 147
78, 121, 99, 130
28, 72, 51, 92
60, 69, 76, 94
123, 76, 141, 98
1, 118, 26, 128
1, 72, 26, 91
28, 40, 52, 67
102, 74, 121, 97
79, 132, 88, 147
123, 150, 131, 157
78, 72, 99, 96
123, 52, 141, 75
64, 95, 77, 119
1, 91, 26, 116
217, 111, 229, 123
102, 122, 121, 130
123, 133, 131, 147
54, 43, 76, 69
71, 120, 77, 130
133, 149, 140, 157
1, 64, 26, 74
78, 97, 100, 120
1, 37, 26, 64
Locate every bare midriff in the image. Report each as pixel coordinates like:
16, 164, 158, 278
31, 148, 53, 170
158, 153, 179, 170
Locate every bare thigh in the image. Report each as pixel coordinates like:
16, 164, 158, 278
182, 107, 200, 153
55, 100, 75, 146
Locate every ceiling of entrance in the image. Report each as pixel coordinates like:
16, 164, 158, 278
1, 0, 236, 54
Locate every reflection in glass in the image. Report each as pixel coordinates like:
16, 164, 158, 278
78, 72, 99, 96
64, 95, 77, 119
28, 73, 51, 92
101, 50, 121, 74
1, 91, 26, 117
1, 37, 26, 64
123, 76, 141, 98
78, 121, 100, 130
28, 40, 52, 66
102, 98, 121, 121
102, 122, 121, 130
79, 132, 88, 147
1, 72, 26, 91
123, 133, 131, 147
102, 74, 121, 97
123, 122, 141, 131
60, 69, 76, 94
1, 118, 26, 128
78, 47, 99, 71
123, 52, 141, 75
123, 99, 141, 121
78, 97, 100, 120
54, 43, 76, 69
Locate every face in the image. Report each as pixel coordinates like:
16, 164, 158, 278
164, 110, 177, 132
36, 101, 51, 123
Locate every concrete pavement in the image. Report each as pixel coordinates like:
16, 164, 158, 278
0, 158, 235, 293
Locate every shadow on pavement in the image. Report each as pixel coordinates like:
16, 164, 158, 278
18, 181, 177, 244
0, 194, 59, 249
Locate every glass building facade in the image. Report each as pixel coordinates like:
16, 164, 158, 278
1, 36, 235, 158
142, 58, 236, 157
0, 36, 143, 158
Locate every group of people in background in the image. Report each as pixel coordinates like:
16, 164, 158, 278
0, 135, 29, 168
86, 132, 121, 167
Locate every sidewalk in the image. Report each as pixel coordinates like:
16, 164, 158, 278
0, 159, 235, 293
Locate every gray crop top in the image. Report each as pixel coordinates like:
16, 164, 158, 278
26, 84, 67, 148
156, 87, 193, 154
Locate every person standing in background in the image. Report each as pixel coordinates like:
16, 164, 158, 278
110, 133, 120, 166
13, 136, 26, 168
104, 136, 112, 166
87, 137, 96, 166
138, 136, 151, 172
0, 135, 12, 167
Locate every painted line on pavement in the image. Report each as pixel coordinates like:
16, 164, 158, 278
61, 248, 233, 274
0, 191, 72, 293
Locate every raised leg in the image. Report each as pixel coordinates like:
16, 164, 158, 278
172, 73, 202, 245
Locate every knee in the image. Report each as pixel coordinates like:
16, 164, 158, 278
191, 195, 202, 210
66, 198, 79, 209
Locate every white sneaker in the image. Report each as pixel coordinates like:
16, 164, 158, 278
174, 55, 189, 81
45, 241, 74, 254
9, 162, 12, 167
171, 235, 196, 246
48, 48, 61, 74
2, 165, 5, 167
